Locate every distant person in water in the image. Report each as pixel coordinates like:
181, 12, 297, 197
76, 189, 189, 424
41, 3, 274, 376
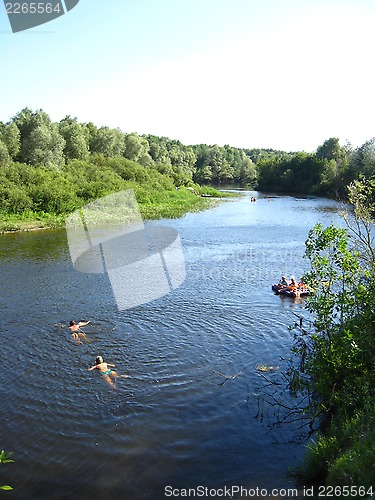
88, 356, 128, 388
68, 320, 90, 344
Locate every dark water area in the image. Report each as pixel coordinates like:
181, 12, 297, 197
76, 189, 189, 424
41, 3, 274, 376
0, 192, 345, 499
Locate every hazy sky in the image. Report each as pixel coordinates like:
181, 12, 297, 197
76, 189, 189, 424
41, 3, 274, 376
1, 0, 374, 152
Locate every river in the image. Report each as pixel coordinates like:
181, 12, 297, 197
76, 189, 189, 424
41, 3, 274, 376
0, 192, 345, 499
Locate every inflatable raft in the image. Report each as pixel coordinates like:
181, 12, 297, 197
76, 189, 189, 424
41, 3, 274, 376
272, 284, 309, 298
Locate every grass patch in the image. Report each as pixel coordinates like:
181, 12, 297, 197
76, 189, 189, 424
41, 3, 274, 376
0, 211, 64, 234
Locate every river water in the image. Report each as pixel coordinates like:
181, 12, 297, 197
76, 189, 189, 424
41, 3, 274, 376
0, 192, 345, 499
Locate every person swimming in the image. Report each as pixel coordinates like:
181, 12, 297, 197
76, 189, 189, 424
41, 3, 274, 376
88, 356, 128, 388
68, 320, 90, 344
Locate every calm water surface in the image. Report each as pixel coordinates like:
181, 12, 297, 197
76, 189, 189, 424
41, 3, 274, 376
0, 192, 345, 499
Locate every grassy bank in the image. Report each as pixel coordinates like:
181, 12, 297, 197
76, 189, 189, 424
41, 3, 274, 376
295, 407, 375, 491
0, 186, 225, 234
0, 157, 227, 234
0, 192, 220, 233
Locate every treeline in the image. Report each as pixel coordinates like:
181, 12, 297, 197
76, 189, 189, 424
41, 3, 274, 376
256, 137, 375, 198
0, 108, 257, 188
1, 108, 375, 201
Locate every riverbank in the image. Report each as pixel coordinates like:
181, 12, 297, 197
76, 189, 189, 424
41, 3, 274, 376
0, 186, 227, 234
0, 156, 234, 234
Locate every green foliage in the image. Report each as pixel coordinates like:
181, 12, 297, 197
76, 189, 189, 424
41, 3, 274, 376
59, 116, 90, 162
257, 152, 327, 193
0, 154, 221, 226
290, 179, 375, 487
0, 177, 33, 213
345, 177, 375, 265
0, 450, 13, 464
316, 137, 346, 164
0, 121, 20, 160
352, 138, 375, 179
0, 140, 11, 167
0, 450, 13, 491
296, 407, 375, 492
3, 108, 375, 195
300, 223, 375, 413
90, 126, 125, 158
124, 133, 154, 166
12, 108, 66, 168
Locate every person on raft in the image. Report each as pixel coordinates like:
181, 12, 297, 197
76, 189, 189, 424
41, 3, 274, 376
286, 277, 298, 291
68, 320, 90, 344
88, 356, 128, 388
278, 276, 289, 287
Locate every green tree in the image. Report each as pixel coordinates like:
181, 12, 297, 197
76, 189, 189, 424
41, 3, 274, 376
59, 116, 89, 161
0, 122, 20, 159
194, 164, 212, 184
206, 145, 234, 183
146, 135, 173, 167
316, 137, 346, 164
82, 121, 98, 151
236, 155, 257, 186
0, 140, 11, 168
90, 126, 125, 157
256, 157, 283, 191
168, 142, 196, 179
11, 107, 36, 142
12, 108, 65, 167
124, 133, 154, 166
288, 179, 375, 487
24, 123, 65, 168
352, 138, 375, 178
316, 138, 348, 196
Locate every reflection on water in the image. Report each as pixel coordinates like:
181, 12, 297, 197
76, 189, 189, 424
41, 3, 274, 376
0, 192, 344, 499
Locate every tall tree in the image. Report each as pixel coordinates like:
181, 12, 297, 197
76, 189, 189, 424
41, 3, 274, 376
316, 137, 346, 164
352, 138, 375, 178
0, 140, 11, 167
0, 122, 20, 159
12, 108, 65, 167
24, 123, 66, 168
59, 116, 89, 161
90, 126, 125, 158
146, 135, 173, 167
124, 133, 154, 166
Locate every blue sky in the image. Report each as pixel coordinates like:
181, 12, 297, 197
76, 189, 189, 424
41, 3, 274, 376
1, 0, 374, 152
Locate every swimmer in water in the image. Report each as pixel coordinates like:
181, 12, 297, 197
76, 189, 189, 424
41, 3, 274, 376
68, 320, 90, 344
88, 356, 128, 388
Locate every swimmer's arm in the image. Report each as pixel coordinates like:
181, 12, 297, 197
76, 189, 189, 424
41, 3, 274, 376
78, 321, 90, 327
88, 365, 98, 371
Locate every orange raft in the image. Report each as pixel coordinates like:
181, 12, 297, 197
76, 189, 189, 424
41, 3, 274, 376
272, 284, 309, 298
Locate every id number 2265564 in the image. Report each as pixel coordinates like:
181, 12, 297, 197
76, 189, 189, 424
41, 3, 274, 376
5, 2, 62, 14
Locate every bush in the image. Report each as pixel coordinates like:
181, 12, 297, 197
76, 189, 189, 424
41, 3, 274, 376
0, 177, 33, 214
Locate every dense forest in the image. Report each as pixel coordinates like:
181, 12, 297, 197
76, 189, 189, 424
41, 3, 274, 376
1, 108, 375, 222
